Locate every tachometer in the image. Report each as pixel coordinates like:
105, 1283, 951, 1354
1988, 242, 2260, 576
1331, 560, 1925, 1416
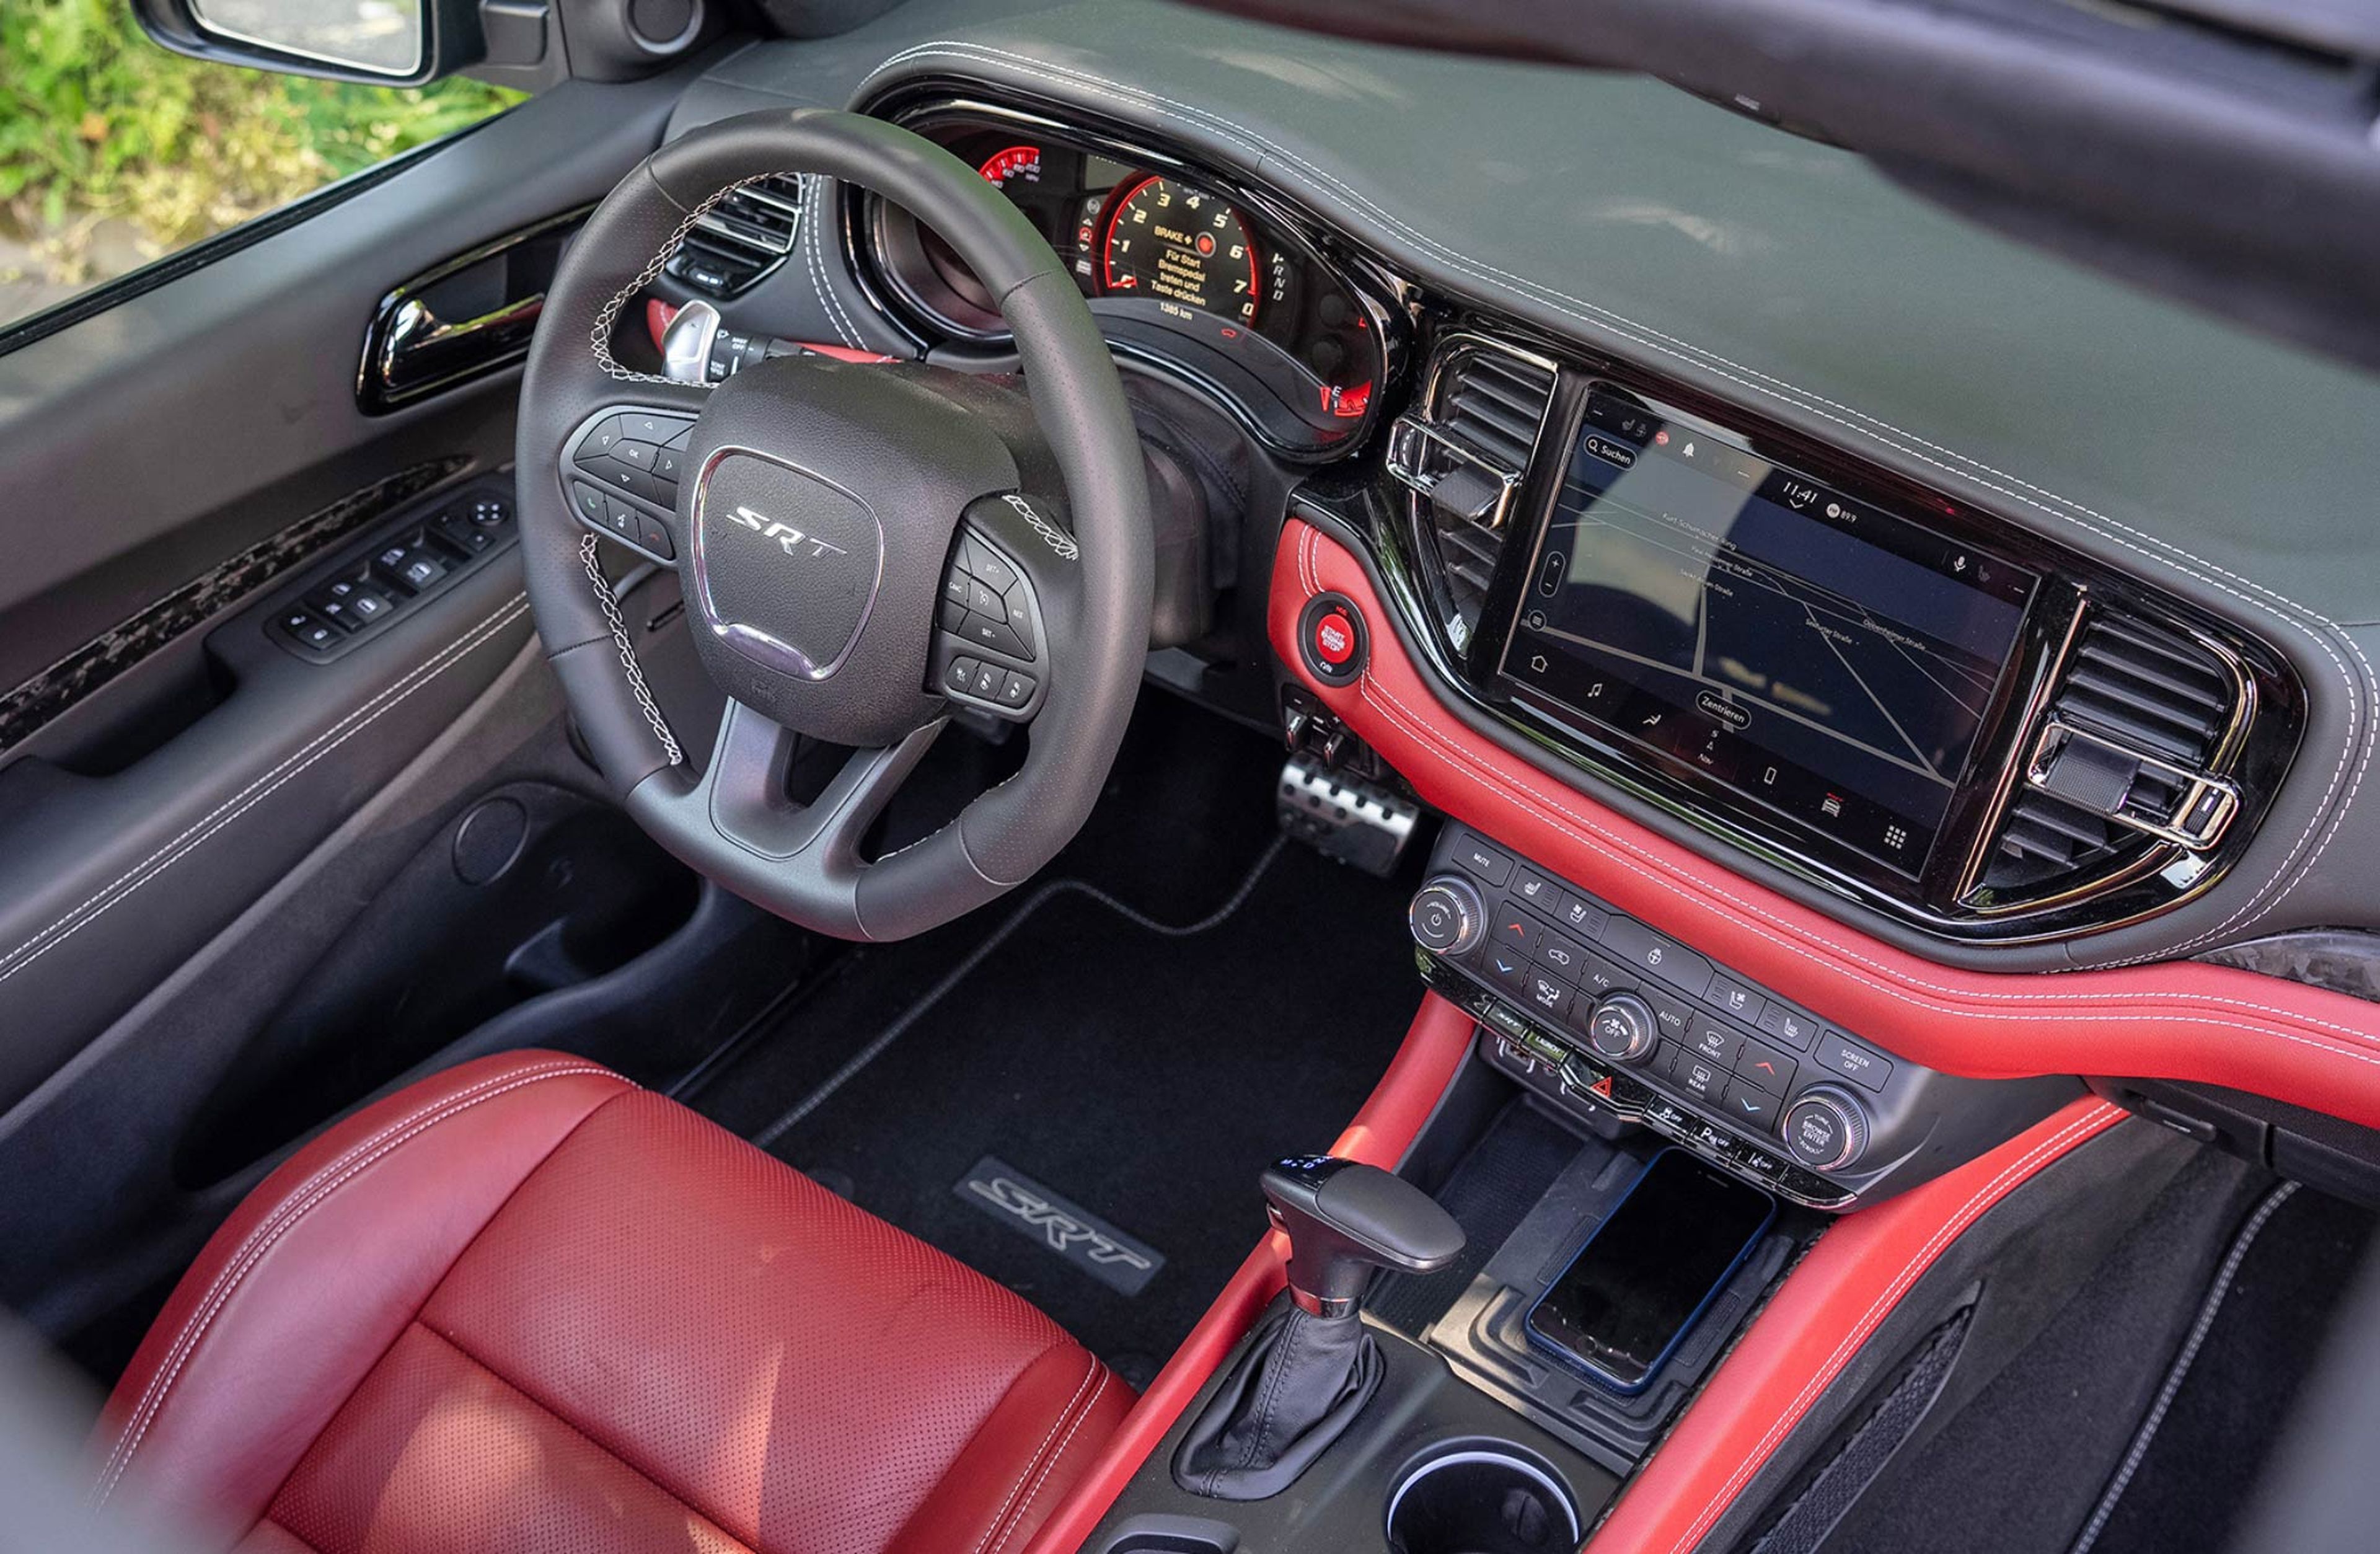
1100, 175, 1263, 325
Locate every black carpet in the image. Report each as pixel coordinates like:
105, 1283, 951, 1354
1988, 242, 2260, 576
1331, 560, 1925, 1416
2080, 1183, 2377, 1554
1822, 1151, 2271, 1554
682, 698, 1433, 1384
1820, 1155, 2378, 1554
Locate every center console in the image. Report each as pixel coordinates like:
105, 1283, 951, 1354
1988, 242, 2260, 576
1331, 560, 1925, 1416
1411, 823, 2071, 1209
1085, 817, 2078, 1554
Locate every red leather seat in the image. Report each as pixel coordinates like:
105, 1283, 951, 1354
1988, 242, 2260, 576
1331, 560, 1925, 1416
90, 1051, 1133, 1553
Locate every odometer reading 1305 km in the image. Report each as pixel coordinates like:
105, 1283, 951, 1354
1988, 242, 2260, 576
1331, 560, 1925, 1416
1100, 175, 1263, 324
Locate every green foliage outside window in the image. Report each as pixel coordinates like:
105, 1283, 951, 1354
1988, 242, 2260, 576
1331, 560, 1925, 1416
0, 0, 519, 307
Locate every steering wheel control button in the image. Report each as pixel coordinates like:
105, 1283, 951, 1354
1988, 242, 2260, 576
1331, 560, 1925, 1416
1297, 593, 1368, 686
1783, 1088, 1871, 1172
946, 657, 978, 694
997, 671, 1036, 709
963, 538, 1016, 593
562, 407, 699, 566
1585, 992, 1657, 1064
1815, 1035, 1893, 1092
1408, 876, 1485, 956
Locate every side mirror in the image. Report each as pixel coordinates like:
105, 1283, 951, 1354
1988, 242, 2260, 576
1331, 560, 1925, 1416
130, 0, 483, 86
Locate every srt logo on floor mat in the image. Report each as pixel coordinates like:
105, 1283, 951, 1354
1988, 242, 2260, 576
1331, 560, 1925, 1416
954, 1156, 1166, 1296
730, 505, 848, 560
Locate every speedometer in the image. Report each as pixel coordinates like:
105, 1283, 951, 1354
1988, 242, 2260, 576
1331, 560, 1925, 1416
1100, 175, 1263, 325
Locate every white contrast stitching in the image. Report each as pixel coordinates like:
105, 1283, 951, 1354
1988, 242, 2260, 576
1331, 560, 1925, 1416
804, 174, 866, 350
588, 174, 784, 385
579, 534, 683, 766
989, 1367, 1111, 1554
968, 1352, 1100, 1554
94, 1062, 622, 1505
860, 42, 2374, 944
0, 596, 531, 990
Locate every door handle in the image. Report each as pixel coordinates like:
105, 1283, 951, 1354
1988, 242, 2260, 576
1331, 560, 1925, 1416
358, 206, 588, 412
372, 292, 544, 405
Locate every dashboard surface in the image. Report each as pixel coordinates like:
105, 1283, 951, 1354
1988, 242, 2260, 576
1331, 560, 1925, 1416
664, 1, 2380, 978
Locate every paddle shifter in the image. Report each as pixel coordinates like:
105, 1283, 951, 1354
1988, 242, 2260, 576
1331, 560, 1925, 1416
1175, 1156, 1464, 1500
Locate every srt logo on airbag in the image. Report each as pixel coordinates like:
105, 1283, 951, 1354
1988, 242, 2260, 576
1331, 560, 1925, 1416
730, 505, 848, 560
966, 1175, 1153, 1271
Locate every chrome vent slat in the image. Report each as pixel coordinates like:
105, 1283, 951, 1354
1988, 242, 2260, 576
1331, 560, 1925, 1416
1390, 337, 1558, 636
666, 173, 805, 297
1982, 610, 2241, 896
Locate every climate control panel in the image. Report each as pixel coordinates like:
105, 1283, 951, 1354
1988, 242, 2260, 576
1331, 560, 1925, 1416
1412, 824, 2073, 1208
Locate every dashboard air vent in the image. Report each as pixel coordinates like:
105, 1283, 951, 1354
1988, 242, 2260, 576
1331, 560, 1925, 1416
665, 174, 805, 298
1388, 340, 1558, 640
1983, 611, 2241, 896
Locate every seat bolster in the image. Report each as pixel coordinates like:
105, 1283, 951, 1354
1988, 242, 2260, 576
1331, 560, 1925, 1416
886, 1341, 1137, 1554
91, 1051, 633, 1534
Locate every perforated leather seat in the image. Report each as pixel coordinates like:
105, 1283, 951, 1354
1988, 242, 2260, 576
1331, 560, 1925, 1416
90, 1051, 1132, 1553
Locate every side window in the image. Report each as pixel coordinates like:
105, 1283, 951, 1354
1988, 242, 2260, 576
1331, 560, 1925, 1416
0, 0, 519, 332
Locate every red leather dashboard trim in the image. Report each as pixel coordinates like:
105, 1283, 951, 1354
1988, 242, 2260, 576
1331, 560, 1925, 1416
1589, 1095, 2127, 1553
1024, 992, 1476, 1554
1273, 518, 2380, 1126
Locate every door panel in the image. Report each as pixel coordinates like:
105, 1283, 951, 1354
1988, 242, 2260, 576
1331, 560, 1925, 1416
0, 65, 708, 1125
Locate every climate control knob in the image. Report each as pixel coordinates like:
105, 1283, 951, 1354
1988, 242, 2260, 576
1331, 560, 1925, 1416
1781, 1087, 1872, 1173
1408, 876, 1485, 957
1585, 992, 1659, 1064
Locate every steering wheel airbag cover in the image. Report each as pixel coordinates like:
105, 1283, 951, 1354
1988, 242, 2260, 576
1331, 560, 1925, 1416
680, 355, 1018, 748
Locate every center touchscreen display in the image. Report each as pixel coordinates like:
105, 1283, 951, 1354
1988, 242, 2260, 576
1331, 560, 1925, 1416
1501, 391, 2039, 874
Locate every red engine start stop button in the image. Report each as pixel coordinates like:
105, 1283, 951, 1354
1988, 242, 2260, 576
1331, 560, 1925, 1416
1312, 609, 1357, 667
1300, 594, 1366, 686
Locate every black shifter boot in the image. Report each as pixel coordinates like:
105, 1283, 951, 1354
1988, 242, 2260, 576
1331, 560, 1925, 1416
1172, 1305, 1385, 1499
1173, 1157, 1463, 1501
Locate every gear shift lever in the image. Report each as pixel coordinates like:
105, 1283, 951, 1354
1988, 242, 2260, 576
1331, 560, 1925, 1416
1262, 1155, 1467, 1316
1175, 1156, 1464, 1500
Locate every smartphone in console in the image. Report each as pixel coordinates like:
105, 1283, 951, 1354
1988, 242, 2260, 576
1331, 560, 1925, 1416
1525, 1149, 1776, 1395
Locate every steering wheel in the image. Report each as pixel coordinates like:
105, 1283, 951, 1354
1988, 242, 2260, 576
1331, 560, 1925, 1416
517, 110, 1153, 940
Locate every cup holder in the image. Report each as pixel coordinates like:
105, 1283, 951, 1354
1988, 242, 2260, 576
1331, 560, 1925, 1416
1385, 1444, 1582, 1554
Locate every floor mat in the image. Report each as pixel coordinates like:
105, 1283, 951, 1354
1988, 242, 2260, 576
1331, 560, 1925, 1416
682, 703, 1433, 1382
2074, 1182, 2378, 1554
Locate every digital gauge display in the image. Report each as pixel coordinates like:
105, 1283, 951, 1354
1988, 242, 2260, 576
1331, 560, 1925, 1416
873, 118, 1386, 450
1100, 175, 1264, 325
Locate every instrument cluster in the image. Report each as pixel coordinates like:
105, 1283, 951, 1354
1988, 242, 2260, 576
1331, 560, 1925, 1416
857, 108, 1394, 456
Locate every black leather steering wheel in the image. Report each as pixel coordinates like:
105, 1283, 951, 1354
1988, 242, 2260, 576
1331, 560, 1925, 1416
518, 110, 1153, 940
